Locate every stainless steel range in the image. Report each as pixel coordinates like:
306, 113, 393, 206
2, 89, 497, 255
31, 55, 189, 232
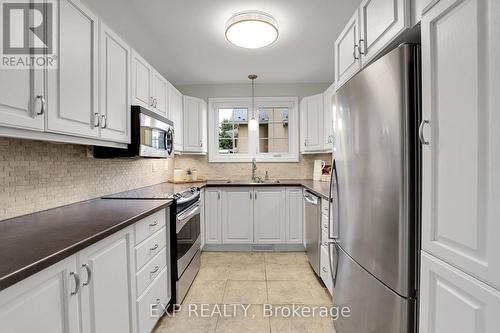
171, 188, 201, 304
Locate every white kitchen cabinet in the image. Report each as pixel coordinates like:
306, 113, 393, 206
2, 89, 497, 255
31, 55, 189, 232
300, 93, 324, 152
419, 252, 500, 333
183, 95, 207, 154
0, 255, 80, 333
358, 0, 410, 65
204, 189, 222, 244
200, 189, 205, 248
323, 83, 336, 151
222, 187, 254, 244
131, 50, 153, 110
78, 226, 135, 333
320, 244, 333, 295
151, 70, 168, 116
99, 22, 131, 143
334, 11, 361, 89
285, 187, 303, 244
46, 0, 99, 138
0, 68, 44, 131
168, 82, 184, 152
420, 0, 500, 290
253, 187, 286, 244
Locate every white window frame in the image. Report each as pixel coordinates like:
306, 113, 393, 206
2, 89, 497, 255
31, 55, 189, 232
208, 97, 299, 163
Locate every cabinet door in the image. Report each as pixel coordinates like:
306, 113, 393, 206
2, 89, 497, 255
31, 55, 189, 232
285, 187, 303, 244
420, 252, 500, 333
222, 188, 254, 244
200, 189, 205, 248
79, 226, 135, 333
421, 0, 500, 290
204, 189, 222, 244
0, 256, 79, 333
183, 95, 204, 153
131, 50, 152, 109
334, 11, 361, 89
152, 70, 167, 116
254, 187, 286, 244
323, 83, 336, 151
300, 94, 324, 152
0, 69, 44, 131
359, 0, 409, 64
168, 83, 183, 152
46, 0, 99, 138
99, 23, 131, 143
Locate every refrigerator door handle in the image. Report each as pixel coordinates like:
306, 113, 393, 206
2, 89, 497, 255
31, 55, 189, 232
328, 158, 340, 239
327, 241, 340, 289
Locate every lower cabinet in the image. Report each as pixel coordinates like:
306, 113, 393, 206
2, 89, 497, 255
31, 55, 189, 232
253, 188, 286, 244
222, 188, 254, 244
419, 252, 500, 333
0, 255, 80, 333
204, 186, 305, 246
79, 227, 135, 333
0, 208, 170, 333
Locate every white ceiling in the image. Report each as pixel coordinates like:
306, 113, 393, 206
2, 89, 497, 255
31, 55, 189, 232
83, 0, 361, 85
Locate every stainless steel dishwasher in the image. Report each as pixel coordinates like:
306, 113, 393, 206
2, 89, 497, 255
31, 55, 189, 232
304, 190, 321, 276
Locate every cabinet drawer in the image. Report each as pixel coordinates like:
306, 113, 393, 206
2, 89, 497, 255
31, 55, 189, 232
135, 209, 166, 245
321, 198, 329, 216
136, 247, 167, 297
320, 244, 333, 296
137, 267, 169, 333
135, 227, 167, 271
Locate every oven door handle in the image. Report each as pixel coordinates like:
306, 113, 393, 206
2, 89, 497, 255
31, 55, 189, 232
176, 191, 200, 205
176, 201, 200, 233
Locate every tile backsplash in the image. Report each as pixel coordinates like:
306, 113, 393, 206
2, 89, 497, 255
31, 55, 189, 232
0, 137, 331, 221
0, 138, 173, 221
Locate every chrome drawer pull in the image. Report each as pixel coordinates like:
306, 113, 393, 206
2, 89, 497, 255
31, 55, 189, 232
82, 264, 92, 287
70, 272, 80, 295
150, 244, 159, 251
149, 220, 158, 227
150, 265, 160, 274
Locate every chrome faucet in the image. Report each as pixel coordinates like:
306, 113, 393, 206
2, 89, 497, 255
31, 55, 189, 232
251, 158, 257, 181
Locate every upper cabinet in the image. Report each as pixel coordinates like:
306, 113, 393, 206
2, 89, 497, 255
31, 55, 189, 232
151, 70, 168, 116
300, 93, 324, 153
323, 83, 336, 151
46, 0, 99, 139
99, 22, 131, 144
335, 0, 411, 91
183, 95, 207, 154
168, 83, 184, 152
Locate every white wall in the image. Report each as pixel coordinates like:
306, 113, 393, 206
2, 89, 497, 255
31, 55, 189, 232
176, 83, 330, 101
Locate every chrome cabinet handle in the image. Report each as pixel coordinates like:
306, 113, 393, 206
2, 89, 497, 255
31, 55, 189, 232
217, 192, 221, 200
250, 192, 252, 200
36, 95, 46, 115
70, 271, 80, 295
359, 39, 366, 55
154, 98, 157, 108
150, 244, 159, 251
419, 120, 430, 145
322, 267, 328, 273
150, 97, 154, 106
254, 192, 257, 200
82, 264, 92, 287
93, 113, 100, 127
101, 115, 107, 128
150, 265, 160, 274
353, 43, 360, 60
149, 220, 158, 227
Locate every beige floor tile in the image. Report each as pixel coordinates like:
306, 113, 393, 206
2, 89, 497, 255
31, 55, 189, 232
184, 280, 226, 304
230, 252, 265, 265
228, 264, 266, 280
266, 263, 317, 282
201, 252, 237, 265
223, 280, 268, 304
267, 281, 332, 305
197, 265, 231, 281
153, 305, 217, 333
264, 252, 309, 264
215, 305, 270, 333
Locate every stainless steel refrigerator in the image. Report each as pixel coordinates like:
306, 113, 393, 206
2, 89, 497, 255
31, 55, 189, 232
327, 44, 421, 333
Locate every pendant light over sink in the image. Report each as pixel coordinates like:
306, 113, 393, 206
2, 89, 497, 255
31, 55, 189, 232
248, 74, 258, 131
225, 11, 279, 49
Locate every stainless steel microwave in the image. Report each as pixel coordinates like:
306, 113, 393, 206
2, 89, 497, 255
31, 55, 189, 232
93, 106, 174, 158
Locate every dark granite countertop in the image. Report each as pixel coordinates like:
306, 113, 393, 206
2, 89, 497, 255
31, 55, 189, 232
0, 198, 172, 291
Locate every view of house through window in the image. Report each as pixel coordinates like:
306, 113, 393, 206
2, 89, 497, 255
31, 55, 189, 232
218, 108, 249, 154
258, 107, 289, 153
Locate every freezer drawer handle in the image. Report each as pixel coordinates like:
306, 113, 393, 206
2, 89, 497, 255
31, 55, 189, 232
419, 120, 430, 145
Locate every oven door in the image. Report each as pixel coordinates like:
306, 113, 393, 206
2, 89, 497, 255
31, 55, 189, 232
139, 112, 173, 158
176, 200, 201, 278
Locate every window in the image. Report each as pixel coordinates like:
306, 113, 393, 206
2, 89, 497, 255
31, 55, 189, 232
208, 97, 299, 162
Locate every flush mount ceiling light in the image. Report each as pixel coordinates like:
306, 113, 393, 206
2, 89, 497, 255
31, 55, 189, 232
225, 11, 279, 49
